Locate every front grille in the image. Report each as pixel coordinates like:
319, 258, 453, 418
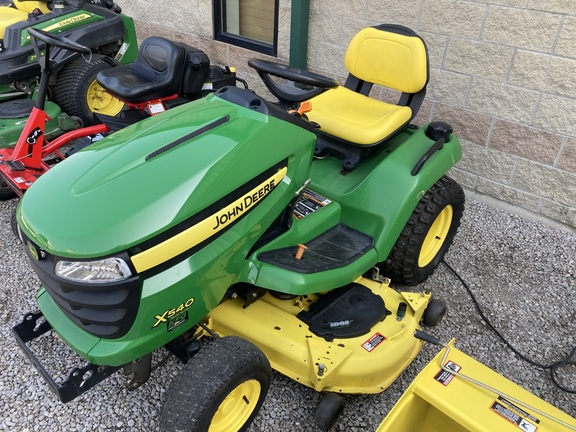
22, 235, 141, 339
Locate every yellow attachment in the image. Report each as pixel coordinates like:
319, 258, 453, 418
345, 26, 428, 94
208, 277, 430, 394
14, 0, 51, 13
305, 87, 412, 145
209, 379, 261, 432
377, 340, 576, 432
419, 204, 454, 267
0, 8, 28, 39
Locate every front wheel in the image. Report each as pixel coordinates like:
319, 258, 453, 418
160, 336, 272, 432
379, 176, 465, 285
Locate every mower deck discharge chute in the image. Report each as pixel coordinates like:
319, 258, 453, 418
14, 24, 465, 431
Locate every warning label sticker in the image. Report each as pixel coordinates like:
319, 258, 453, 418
490, 396, 540, 432
433, 360, 461, 386
293, 189, 333, 219
361, 332, 386, 352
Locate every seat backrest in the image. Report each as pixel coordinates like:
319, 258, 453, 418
344, 24, 428, 96
135, 37, 185, 84
0, 8, 28, 39
13, 0, 51, 13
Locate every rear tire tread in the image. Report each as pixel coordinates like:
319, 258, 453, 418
52, 54, 119, 126
380, 176, 465, 285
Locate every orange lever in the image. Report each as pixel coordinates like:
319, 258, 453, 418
289, 101, 313, 116
295, 244, 308, 260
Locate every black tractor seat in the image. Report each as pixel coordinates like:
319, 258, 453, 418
96, 37, 187, 104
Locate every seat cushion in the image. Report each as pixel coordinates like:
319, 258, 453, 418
0, 8, 28, 39
306, 86, 412, 145
96, 37, 185, 103
14, 0, 50, 13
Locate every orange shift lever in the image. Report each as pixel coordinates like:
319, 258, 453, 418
297, 101, 312, 114
289, 101, 313, 116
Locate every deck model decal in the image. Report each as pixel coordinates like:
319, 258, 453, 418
131, 166, 287, 272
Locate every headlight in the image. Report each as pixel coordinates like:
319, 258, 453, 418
55, 257, 132, 283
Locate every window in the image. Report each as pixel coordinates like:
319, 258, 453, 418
214, 0, 279, 56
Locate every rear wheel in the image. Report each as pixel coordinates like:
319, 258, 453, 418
53, 54, 125, 126
379, 176, 464, 285
160, 336, 271, 432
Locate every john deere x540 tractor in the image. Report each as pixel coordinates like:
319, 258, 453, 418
14, 24, 465, 431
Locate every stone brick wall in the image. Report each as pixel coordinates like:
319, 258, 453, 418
118, 0, 576, 231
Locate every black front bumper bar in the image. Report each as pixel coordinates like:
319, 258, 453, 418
12, 311, 121, 403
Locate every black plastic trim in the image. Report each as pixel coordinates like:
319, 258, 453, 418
20, 232, 141, 339
146, 115, 230, 161
257, 223, 374, 274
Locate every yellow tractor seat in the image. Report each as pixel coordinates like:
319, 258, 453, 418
1, 1, 51, 39
13, 0, 51, 14
304, 87, 413, 145
0, 9, 27, 39
308, 24, 429, 170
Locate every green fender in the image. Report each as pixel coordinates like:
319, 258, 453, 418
250, 124, 461, 295
117, 15, 138, 64
310, 124, 462, 262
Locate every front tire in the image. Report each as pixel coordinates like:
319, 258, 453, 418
53, 54, 125, 126
379, 176, 464, 285
160, 336, 272, 432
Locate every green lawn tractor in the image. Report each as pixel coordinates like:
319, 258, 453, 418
13, 24, 465, 431
0, 0, 138, 150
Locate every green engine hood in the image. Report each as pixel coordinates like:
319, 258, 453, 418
19, 92, 316, 258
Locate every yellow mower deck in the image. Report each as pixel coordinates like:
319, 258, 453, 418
208, 277, 430, 394
377, 341, 576, 432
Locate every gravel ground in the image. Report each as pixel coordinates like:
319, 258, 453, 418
0, 194, 574, 431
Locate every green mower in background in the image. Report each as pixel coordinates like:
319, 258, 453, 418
13, 24, 466, 431
0, 0, 138, 149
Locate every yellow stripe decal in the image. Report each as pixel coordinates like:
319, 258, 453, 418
43, 14, 94, 32
132, 167, 288, 273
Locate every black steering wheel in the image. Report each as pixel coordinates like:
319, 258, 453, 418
27, 27, 91, 55
248, 59, 339, 106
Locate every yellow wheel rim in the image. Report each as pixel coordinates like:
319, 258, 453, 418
209, 379, 261, 432
86, 79, 124, 116
418, 205, 453, 268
